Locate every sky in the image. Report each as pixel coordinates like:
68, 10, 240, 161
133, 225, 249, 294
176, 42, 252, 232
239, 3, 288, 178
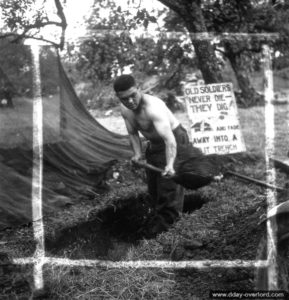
64, 0, 95, 39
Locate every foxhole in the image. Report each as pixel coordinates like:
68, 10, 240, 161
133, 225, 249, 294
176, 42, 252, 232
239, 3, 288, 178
45, 192, 209, 261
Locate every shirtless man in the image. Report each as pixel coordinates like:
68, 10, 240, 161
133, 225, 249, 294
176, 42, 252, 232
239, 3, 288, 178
114, 74, 190, 236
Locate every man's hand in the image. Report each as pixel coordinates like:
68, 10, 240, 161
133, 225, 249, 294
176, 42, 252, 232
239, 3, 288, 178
131, 155, 144, 169
131, 154, 142, 163
162, 165, 175, 177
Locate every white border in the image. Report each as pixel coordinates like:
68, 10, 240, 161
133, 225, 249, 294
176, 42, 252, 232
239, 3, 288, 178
263, 45, 278, 289
13, 257, 269, 269
30, 44, 45, 290
9, 34, 277, 292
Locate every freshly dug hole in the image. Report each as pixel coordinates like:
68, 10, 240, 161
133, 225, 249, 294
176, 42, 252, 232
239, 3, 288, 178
45, 192, 208, 260
45, 193, 150, 260
183, 192, 210, 213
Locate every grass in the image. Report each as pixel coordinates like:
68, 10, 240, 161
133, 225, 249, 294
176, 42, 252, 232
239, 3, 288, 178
94, 101, 289, 159
43, 239, 176, 299
2, 84, 289, 298
0, 95, 61, 149
38, 100, 289, 299
44, 263, 176, 299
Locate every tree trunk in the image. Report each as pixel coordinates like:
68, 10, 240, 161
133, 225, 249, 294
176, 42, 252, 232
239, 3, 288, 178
225, 44, 264, 107
158, 0, 224, 83
184, 2, 223, 83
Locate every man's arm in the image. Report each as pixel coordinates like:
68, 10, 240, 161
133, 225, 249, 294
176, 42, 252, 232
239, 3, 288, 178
122, 112, 142, 161
150, 106, 177, 176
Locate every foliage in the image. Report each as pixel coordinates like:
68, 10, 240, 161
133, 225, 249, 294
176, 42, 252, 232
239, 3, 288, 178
157, 0, 289, 106
80, 34, 141, 82
1, 0, 47, 33
268, 2, 289, 70
74, 80, 117, 111
40, 47, 60, 96
0, 40, 60, 97
73, 0, 163, 82
2, 0, 288, 108
0, 39, 32, 96
0, 0, 67, 48
158, 0, 225, 83
202, 0, 289, 70
66, 0, 198, 109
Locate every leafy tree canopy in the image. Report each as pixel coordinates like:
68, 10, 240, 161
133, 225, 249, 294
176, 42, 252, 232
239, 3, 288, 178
73, 0, 196, 88
0, 0, 67, 49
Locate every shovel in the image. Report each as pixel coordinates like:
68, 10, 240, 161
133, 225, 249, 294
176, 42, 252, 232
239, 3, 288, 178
134, 159, 221, 190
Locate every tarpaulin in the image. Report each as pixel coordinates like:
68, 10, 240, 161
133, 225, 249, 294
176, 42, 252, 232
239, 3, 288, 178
0, 45, 132, 229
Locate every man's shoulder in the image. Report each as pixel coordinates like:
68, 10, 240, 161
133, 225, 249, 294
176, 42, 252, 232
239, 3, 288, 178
143, 93, 166, 108
143, 93, 163, 102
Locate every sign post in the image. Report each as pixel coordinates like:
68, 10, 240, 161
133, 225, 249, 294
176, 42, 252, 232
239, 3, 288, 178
184, 82, 246, 155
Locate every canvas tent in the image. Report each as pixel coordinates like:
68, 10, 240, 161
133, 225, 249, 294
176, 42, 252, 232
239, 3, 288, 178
0, 44, 132, 230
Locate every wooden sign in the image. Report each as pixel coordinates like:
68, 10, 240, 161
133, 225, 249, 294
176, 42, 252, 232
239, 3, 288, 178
184, 82, 246, 155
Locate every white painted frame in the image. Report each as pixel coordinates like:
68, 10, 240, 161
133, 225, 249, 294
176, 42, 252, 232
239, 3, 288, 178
12, 33, 278, 292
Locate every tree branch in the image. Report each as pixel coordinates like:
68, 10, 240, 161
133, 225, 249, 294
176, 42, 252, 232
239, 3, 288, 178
27, 21, 63, 28
215, 47, 226, 55
54, 0, 67, 50
157, 0, 183, 15
0, 32, 59, 47
0, 0, 67, 49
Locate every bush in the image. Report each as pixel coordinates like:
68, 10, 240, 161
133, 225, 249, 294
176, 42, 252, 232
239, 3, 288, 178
74, 80, 118, 110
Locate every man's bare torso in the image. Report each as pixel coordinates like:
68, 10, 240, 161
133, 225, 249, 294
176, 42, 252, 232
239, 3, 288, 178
121, 94, 179, 142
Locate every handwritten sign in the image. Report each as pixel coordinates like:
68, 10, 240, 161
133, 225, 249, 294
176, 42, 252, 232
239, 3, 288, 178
184, 82, 246, 155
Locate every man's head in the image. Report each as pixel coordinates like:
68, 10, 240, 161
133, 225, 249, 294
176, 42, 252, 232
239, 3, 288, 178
114, 74, 142, 111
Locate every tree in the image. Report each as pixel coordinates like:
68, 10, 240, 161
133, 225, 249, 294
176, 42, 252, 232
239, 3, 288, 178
74, 1, 196, 85
158, 0, 289, 106
0, 39, 32, 97
157, 0, 224, 84
0, 0, 67, 98
203, 0, 289, 105
0, 0, 67, 49
201, 0, 266, 106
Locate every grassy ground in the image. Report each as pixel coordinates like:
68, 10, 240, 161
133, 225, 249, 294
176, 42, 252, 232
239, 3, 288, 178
95, 103, 289, 158
1, 101, 289, 299
0, 95, 61, 149
37, 104, 289, 299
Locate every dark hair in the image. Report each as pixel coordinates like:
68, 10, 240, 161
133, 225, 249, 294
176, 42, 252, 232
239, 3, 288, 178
113, 74, 136, 92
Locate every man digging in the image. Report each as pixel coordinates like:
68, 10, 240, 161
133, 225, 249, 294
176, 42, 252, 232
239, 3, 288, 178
113, 74, 192, 237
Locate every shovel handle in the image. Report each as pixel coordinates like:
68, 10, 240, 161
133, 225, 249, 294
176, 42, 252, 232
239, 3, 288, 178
225, 171, 285, 192
133, 160, 164, 173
